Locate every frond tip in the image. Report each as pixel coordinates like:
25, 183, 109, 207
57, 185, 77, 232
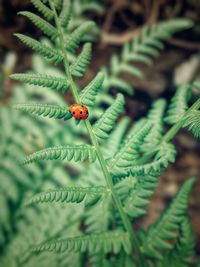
22, 145, 97, 165
33, 231, 131, 254
13, 103, 72, 120
26, 186, 109, 207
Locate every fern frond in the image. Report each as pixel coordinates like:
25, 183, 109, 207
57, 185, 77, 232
157, 217, 195, 267
31, 0, 54, 20
59, 0, 72, 28
14, 103, 72, 120
183, 110, 200, 138
70, 43, 92, 78
93, 94, 125, 142
141, 177, 195, 260
79, 72, 104, 107
33, 230, 131, 254
103, 19, 193, 95
23, 145, 97, 165
66, 21, 96, 53
18, 11, 58, 40
165, 84, 191, 124
112, 142, 176, 178
26, 186, 108, 207
116, 176, 158, 218
142, 99, 166, 152
10, 73, 69, 92
14, 34, 63, 64
109, 122, 152, 169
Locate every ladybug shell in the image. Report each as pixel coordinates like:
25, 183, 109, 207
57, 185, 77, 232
70, 104, 89, 120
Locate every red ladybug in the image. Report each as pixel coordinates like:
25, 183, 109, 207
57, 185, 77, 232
70, 104, 89, 120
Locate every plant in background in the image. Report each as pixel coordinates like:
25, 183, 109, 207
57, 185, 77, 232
0, 0, 200, 266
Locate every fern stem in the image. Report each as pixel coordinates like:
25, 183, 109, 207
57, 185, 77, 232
48, 1, 145, 266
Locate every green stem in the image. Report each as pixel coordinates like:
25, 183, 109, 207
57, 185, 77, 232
49, 2, 145, 266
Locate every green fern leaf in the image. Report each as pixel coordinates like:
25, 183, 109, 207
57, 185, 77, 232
18, 11, 58, 40
10, 73, 69, 92
14, 103, 72, 120
157, 217, 195, 267
79, 72, 104, 107
70, 43, 92, 78
116, 176, 158, 218
14, 34, 63, 63
26, 186, 108, 207
183, 110, 200, 138
93, 94, 125, 142
59, 0, 72, 28
102, 117, 130, 158
142, 99, 166, 152
112, 142, 176, 178
31, 0, 54, 20
109, 122, 152, 169
66, 21, 96, 53
165, 85, 191, 124
23, 145, 97, 165
141, 177, 195, 260
33, 230, 131, 254
103, 19, 193, 96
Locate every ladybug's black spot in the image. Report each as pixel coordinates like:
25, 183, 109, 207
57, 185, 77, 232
80, 111, 82, 114
86, 111, 88, 114
80, 117, 82, 119
81, 105, 84, 107
73, 112, 75, 114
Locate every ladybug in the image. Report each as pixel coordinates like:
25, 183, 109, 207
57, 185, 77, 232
70, 103, 89, 120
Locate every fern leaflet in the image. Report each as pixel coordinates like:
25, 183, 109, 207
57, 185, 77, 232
18, 11, 58, 40
10, 73, 69, 92
157, 217, 195, 267
183, 110, 200, 138
33, 231, 131, 254
165, 84, 191, 124
23, 145, 97, 165
70, 43, 92, 78
31, 0, 54, 20
26, 186, 109, 207
59, 0, 72, 28
14, 103, 72, 120
79, 72, 104, 107
93, 94, 125, 142
112, 142, 176, 178
14, 34, 63, 64
66, 21, 96, 53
